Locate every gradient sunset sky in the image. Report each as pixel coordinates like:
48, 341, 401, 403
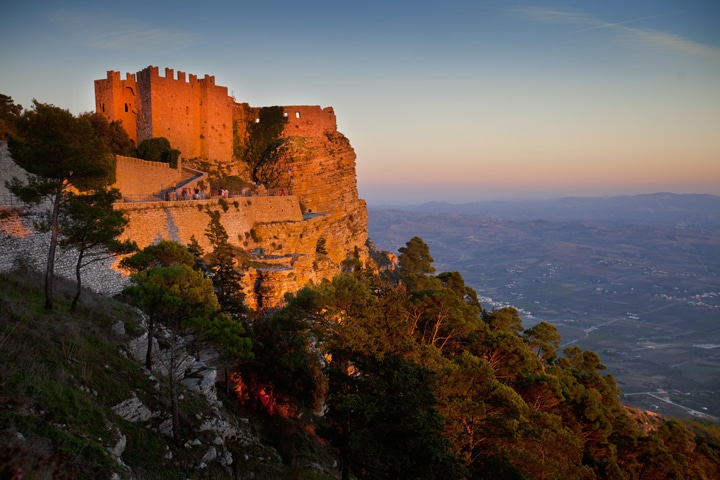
2, 0, 719, 204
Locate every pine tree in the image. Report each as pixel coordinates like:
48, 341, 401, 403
204, 210, 246, 315
7, 101, 115, 309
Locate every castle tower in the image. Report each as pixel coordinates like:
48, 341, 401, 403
95, 66, 234, 161
94, 70, 139, 146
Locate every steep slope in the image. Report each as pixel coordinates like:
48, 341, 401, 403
0, 271, 339, 479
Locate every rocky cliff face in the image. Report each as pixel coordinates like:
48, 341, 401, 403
110, 129, 372, 310
258, 132, 368, 260
244, 131, 370, 309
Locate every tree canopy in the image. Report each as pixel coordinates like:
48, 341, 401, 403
203, 209, 246, 316
0, 93, 22, 140
124, 261, 219, 445
59, 188, 136, 311
239, 235, 720, 479
6, 101, 115, 309
79, 111, 136, 156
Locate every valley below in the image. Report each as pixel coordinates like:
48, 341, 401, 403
368, 194, 720, 421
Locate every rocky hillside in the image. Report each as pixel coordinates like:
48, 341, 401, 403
0, 270, 339, 479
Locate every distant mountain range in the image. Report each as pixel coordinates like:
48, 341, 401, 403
373, 193, 720, 227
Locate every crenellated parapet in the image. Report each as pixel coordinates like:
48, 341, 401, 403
96, 66, 340, 165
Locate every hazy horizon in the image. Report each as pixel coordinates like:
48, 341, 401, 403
2, 1, 718, 204
361, 184, 720, 206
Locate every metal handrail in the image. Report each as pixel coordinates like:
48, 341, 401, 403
0, 189, 293, 205
0, 194, 25, 207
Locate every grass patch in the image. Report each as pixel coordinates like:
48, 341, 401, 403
0, 270, 170, 477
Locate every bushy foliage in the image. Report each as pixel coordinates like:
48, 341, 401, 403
237, 106, 288, 182
136, 136, 180, 168
315, 236, 328, 255
0, 93, 22, 140
245, 236, 720, 479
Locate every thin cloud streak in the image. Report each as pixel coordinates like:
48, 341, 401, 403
618, 26, 720, 59
48, 10, 199, 52
514, 6, 720, 60
571, 13, 678, 33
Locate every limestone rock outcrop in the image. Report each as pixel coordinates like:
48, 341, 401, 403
258, 132, 368, 261
240, 132, 368, 308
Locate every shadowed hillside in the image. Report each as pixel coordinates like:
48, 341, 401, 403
4, 245, 720, 478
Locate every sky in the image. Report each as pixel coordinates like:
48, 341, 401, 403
2, 1, 719, 205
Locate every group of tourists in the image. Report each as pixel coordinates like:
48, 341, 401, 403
167, 186, 204, 201
164, 184, 289, 201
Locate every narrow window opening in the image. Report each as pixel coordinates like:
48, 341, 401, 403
295, 111, 301, 118
124, 103, 128, 113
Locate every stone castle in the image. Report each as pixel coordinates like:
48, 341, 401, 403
95, 66, 339, 163
1, 66, 377, 310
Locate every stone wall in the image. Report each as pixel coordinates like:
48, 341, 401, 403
0, 141, 26, 202
114, 155, 183, 198
115, 196, 303, 253
233, 103, 337, 141
0, 195, 346, 312
0, 207, 128, 297
94, 70, 138, 149
282, 106, 337, 138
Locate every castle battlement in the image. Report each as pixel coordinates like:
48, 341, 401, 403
132, 66, 217, 86
96, 66, 339, 164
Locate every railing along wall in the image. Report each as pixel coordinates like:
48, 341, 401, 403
0, 194, 24, 207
